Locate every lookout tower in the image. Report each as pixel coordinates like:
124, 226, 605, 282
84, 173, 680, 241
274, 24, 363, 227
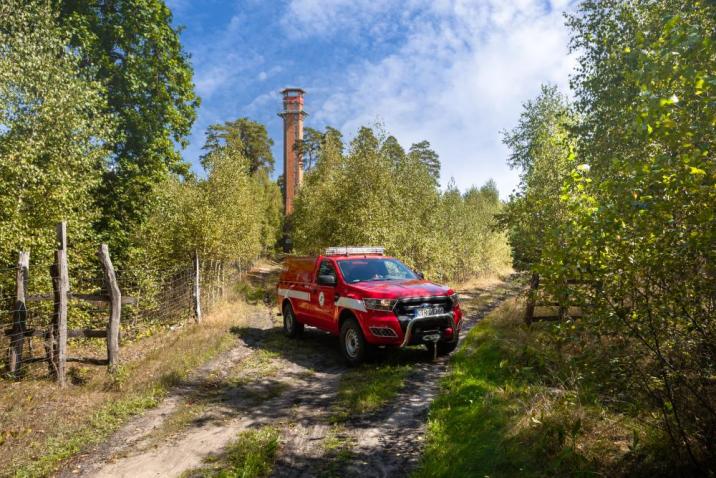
278, 88, 307, 216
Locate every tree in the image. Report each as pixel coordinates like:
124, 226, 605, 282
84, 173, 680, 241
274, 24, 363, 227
139, 143, 269, 271
560, 0, 716, 467
202, 118, 275, 174
408, 140, 440, 184
499, 84, 576, 271
298, 127, 324, 171
0, 0, 113, 271
292, 125, 510, 281
381, 135, 406, 166
58, 0, 199, 255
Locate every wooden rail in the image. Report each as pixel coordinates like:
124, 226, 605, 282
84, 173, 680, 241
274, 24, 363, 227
3, 222, 124, 384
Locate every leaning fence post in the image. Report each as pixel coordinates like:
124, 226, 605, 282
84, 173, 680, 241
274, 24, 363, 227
98, 244, 121, 371
51, 247, 68, 387
193, 251, 202, 323
8, 251, 29, 377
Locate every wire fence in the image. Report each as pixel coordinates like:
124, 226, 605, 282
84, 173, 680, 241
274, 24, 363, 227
0, 252, 253, 381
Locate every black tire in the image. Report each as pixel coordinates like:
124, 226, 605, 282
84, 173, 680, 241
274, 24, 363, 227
426, 339, 459, 357
340, 318, 367, 366
283, 302, 304, 338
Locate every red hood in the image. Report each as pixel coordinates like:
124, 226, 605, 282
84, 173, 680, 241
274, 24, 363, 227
346, 279, 451, 299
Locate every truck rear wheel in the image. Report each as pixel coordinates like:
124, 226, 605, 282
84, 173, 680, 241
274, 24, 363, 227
283, 302, 304, 338
340, 318, 367, 366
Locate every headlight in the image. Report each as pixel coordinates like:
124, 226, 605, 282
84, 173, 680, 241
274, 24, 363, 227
449, 293, 459, 306
363, 298, 397, 311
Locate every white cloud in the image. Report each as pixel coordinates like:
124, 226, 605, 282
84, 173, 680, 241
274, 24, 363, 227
286, 0, 577, 197
282, 0, 408, 39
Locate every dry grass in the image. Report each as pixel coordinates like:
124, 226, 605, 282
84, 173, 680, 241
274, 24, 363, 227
451, 268, 515, 292
0, 299, 261, 477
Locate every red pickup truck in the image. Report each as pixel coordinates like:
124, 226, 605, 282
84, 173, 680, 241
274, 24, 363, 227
277, 247, 462, 365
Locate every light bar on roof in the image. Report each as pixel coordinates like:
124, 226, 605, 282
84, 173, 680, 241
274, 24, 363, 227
325, 247, 385, 256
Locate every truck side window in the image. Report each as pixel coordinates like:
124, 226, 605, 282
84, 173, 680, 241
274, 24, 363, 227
318, 260, 336, 284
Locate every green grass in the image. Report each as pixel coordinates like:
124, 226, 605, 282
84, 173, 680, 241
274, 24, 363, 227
183, 427, 279, 478
413, 299, 638, 478
8, 311, 242, 478
13, 389, 164, 478
332, 363, 412, 422
320, 425, 355, 478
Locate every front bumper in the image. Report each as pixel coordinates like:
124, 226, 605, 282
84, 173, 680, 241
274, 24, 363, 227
363, 310, 461, 347
398, 313, 457, 347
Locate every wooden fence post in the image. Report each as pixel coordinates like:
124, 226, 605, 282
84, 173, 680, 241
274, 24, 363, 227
219, 262, 225, 299
98, 244, 121, 371
56, 221, 67, 250
525, 272, 540, 326
193, 251, 202, 323
209, 259, 216, 309
8, 251, 29, 377
50, 248, 68, 387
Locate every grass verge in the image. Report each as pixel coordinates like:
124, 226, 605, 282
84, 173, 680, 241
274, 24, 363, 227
2, 301, 257, 478
332, 362, 412, 422
182, 426, 279, 478
414, 298, 652, 478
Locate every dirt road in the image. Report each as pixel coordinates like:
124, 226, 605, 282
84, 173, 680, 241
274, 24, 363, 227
59, 275, 520, 478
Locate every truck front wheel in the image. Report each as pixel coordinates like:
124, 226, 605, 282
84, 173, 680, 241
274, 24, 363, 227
340, 318, 367, 366
283, 302, 304, 338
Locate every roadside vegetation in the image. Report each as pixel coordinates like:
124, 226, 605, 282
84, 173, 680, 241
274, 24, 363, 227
417, 299, 674, 478
332, 363, 412, 422
491, 0, 714, 474
0, 301, 256, 477
182, 427, 280, 478
292, 127, 511, 282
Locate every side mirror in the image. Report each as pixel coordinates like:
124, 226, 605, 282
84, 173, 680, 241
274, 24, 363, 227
417, 271, 425, 279
318, 274, 337, 286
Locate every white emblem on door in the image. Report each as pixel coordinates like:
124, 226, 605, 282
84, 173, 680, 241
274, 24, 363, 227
319, 291, 325, 307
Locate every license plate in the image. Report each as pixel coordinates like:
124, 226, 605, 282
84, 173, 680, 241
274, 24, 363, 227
414, 306, 444, 318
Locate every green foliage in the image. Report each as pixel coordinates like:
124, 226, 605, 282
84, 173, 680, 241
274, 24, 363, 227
0, 0, 113, 270
499, 84, 576, 271
298, 127, 324, 170
138, 142, 280, 271
408, 140, 441, 185
292, 126, 510, 282
503, 0, 716, 470
58, 0, 199, 257
203, 118, 275, 175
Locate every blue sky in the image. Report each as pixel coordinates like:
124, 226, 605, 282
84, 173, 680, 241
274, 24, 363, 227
167, 0, 577, 198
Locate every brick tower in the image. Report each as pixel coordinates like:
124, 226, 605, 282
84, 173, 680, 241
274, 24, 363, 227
278, 88, 307, 216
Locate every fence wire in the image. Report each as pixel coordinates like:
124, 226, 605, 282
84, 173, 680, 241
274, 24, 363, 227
1, 257, 249, 379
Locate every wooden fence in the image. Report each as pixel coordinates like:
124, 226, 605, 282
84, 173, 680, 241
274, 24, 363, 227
524, 273, 598, 325
2, 222, 236, 386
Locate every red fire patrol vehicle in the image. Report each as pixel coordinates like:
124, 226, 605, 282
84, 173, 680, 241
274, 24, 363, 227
277, 247, 462, 365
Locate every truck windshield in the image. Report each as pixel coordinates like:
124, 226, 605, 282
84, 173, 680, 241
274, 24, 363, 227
337, 258, 418, 283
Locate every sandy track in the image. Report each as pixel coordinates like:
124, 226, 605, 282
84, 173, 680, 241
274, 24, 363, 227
58, 278, 519, 478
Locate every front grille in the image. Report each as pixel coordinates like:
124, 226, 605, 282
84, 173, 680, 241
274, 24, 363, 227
395, 296, 453, 335
394, 296, 452, 316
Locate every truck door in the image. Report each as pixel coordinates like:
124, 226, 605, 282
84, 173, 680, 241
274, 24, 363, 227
313, 259, 338, 329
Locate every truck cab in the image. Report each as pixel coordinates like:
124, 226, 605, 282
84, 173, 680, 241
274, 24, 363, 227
277, 247, 462, 365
